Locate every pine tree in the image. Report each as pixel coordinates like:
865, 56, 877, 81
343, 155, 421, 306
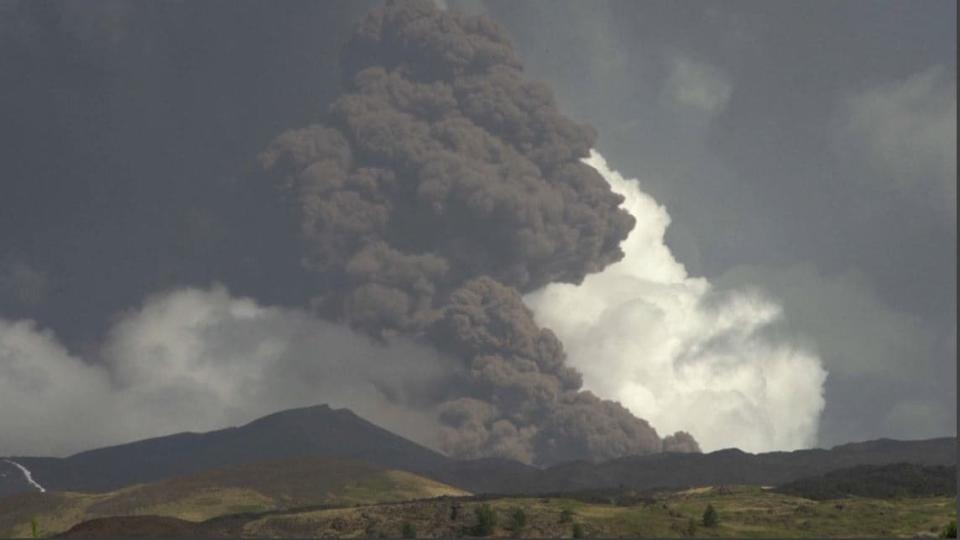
702, 504, 719, 528
511, 508, 527, 532
474, 504, 497, 536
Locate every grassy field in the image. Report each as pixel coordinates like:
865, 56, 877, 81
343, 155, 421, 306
229, 486, 957, 538
4, 481, 955, 538
0, 459, 467, 538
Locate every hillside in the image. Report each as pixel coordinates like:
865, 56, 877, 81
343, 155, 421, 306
518, 438, 958, 494
55, 486, 957, 538
774, 463, 957, 500
0, 405, 957, 497
2, 405, 955, 499
0, 457, 467, 538
2, 404, 450, 496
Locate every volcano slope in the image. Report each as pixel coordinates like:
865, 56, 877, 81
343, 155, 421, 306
0, 456, 467, 538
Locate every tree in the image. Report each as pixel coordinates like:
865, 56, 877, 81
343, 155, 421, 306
702, 504, 719, 528
401, 521, 416, 539
511, 508, 527, 532
474, 504, 497, 536
572, 522, 585, 538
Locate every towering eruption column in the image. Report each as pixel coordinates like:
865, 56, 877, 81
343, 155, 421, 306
258, 0, 700, 465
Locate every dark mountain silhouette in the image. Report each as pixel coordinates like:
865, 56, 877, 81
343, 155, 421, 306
774, 462, 957, 500
2, 405, 955, 498
2, 405, 450, 496
429, 458, 540, 495
518, 438, 957, 494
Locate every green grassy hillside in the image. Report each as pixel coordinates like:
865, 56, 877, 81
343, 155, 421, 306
53, 485, 957, 538
0, 457, 468, 538
223, 486, 956, 538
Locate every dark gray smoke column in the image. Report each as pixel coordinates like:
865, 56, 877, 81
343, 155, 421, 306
259, 0, 698, 465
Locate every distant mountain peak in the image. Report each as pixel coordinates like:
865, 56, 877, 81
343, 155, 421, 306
710, 448, 750, 457
2, 403, 449, 496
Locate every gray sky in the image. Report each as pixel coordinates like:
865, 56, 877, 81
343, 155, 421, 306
0, 0, 954, 453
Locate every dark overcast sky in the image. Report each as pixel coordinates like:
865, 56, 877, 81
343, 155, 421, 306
0, 0, 954, 451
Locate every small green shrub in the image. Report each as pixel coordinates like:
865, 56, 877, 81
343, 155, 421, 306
401, 521, 416, 539
473, 504, 497, 536
940, 520, 957, 539
510, 508, 526, 532
685, 517, 697, 536
702, 504, 719, 528
560, 509, 574, 523
572, 522, 585, 538
31, 517, 38, 539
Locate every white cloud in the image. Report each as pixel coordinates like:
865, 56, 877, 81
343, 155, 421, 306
713, 262, 954, 446
716, 264, 937, 379
0, 286, 455, 457
524, 151, 826, 453
0, 319, 114, 456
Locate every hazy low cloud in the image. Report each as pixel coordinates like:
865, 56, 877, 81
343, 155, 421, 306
714, 263, 956, 446
0, 286, 456, 457
0, 318, 113, 456
838, 66, 956, 220
525, 152, 827, 453
664, 56, 732, 115
0, 258, 49, 311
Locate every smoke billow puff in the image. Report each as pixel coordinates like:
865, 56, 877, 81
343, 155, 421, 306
258, 0, 696, 465
525, 152, 828, 453
0, 286, 454, 457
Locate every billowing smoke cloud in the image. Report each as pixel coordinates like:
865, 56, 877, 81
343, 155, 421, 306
257, 0, 696, 464
525, 152, 827, 453
0, 286, 455, 457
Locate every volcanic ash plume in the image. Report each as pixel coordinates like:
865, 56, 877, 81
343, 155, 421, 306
525, 152, 828, 453
258, 0, 696, 465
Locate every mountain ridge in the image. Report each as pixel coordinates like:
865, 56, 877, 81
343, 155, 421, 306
1, 404, 954, 498
2, 404, 450, 496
